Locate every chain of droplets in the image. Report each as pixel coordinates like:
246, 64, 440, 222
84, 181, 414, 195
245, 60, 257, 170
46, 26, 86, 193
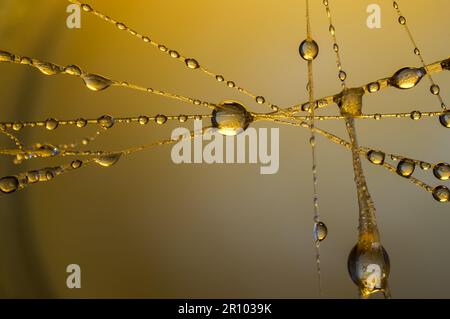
303, 0, 324, 296
392, 1, 447, 111
67, 0, 279, 112
0, 50, 218, 110
266, 117, 448, 202
0, 126, 209, 195
322, 0, 347, 88
285, 56, 449, 115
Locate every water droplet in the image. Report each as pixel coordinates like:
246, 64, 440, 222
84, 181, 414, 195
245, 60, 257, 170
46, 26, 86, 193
396, 159, 415, 178
35, 144, 60, 158
12, 122, 23, 131
116, 22, 127, 30
393, 2, 399, 9
433, 163, 450, 181
185, 58, 200, 69
97, 115, 115, 129
367, 82, 380, 93
432, 186, 450, 203
81, 4, 92, 12
45, 118, 59, 130
155, 114, 168, 125
35, 62, 61, 75
271, 105, 279, 111
82, 74, 112, 91
138, 116, 149, 125
64, 64, 82, 76
0, 176, 19, 194
299, 39, 319, 61
142, 36, 151, 43
348, 242, 390, 298
333, 44, 339, 52
313, 222, 328, 243
71, 160, 83, 169
410, 111, 422, 120
26, 171, 39, 184
398, 16, 406, 25
323, 0, 329, 6
329, 25, 336, 35
20, 57, 32, 65
390, 67, 426, 89
0, 50, 14, 62
193, 100, 202, 106
430, 84, 440, 95
95, 153, 122, 167
178, 115, 188, 123
216, 75, 224, 82
169, 50, 180, 58
439, 111, 450, 128
414, 48, 420, 55
227, 81, 235, 88
76, 118, 87, 128
256, 96, 266, 104
158, 45, 168, 52
420, 162, 431, 170
374, 113, 382, 120
212, 101, 253, 136
339, 71, 347, 81
367, 150, 385, 165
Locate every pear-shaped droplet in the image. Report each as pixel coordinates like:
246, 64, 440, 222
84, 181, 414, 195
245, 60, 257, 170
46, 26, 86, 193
95, 153, 122, 167
35, 62, 61, 75
433, 163, 450, 181
367, 150, 385, 165
97, 115, 115, 129
0, 176, 19, 194
432, 186, 449, 203
299, 39, 319, 61
339, 71, 347, 81
347, 242, 390, 298
313, 221, 328, 243
414, 48, 420, 56
396, 159, 415, 178
82, 74, 112, 91
390, 67, 426, 89
439, 111, 450, 128
116, 22, 127, 30
329, 25, 335, 35
212, 101, 253, 136
410, 111, 422, 120
185, 58, 200, 69
45, 118, 59, 130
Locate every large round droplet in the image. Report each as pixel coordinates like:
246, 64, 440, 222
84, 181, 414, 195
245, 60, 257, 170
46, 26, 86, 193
299, 39, 319, 61
389, 67, 426, 89
94, 153, 122, 167
347, 242, 390, 298
211, 101, 253, 136
98, 115, 115, 129
82, 74, 112, 91
396, 159, 415, 178
155, 114, 168, 125
367, 150, 385, 165
0, 176, 19, 194
432, 186, 450, 203
433, 163, 450, 181
313, 221, 328, 243
138, 116, 149, 125
439, 111, 450, 128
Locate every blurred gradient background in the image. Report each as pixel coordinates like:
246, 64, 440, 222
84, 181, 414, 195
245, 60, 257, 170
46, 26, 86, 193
0, 0, 449, 298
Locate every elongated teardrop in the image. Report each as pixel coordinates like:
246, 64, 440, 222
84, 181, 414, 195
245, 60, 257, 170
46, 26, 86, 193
389, 67, 426, 89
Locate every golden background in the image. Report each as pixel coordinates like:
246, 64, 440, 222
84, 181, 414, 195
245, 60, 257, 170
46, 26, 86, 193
0, 0, 449, 298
